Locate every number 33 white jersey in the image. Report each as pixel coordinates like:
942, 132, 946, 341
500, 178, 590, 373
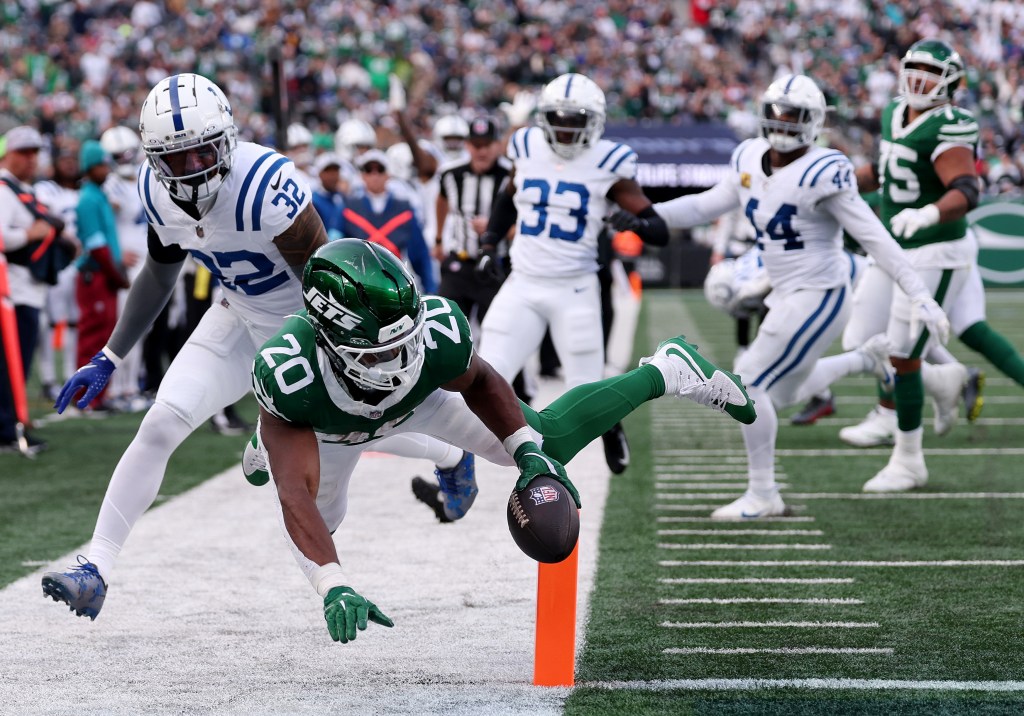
138, 142, 311, 328
506, 126, 637, 278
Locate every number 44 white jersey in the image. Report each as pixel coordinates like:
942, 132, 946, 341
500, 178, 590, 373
137, 142, 311, 328
506, 126, 637, 278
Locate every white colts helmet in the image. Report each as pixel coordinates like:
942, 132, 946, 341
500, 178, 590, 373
432, 115, 469, 162
334, 119, 377, 161
139, 73, 237, 205
536, 73, 606, 160
100, 125, 142, 180
760, 74, 826, 153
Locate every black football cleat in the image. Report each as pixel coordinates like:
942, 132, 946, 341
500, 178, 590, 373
601, 422, 630, 474
790, 394, 836, 426
41, 556, 107, 620
412, 476, 454, 523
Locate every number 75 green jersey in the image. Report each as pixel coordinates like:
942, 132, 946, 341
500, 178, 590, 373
252, 296, 473, 445
878, 98, 979, 249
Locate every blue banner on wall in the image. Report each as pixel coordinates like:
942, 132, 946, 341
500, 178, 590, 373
603, 122, 739, 188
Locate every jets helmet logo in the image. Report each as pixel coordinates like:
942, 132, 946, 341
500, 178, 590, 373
304, 286, 362, 330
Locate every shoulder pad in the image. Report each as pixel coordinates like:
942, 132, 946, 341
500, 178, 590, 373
797, 150, 854, 195
232, 150, 311, 234
594, 140, 638, 180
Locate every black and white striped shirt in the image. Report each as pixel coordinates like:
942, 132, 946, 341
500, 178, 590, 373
438, 156, 512, 258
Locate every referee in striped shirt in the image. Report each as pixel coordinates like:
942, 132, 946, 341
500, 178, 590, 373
435, 116, 512, 323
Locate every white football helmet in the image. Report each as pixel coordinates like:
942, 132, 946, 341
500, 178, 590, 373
286, 122, 314, 169
432, 115, 470, 162
334, 119, 377, 161
536, 73, 606, 160
139, 73, 237, 205
385, 140, 439, 183
100, 125, 142, 179
759, 74, 826, 153
703, 260, 738, 314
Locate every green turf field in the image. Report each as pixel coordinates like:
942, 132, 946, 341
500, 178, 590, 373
4, 290, 1023, 713
570, 290, 1024, 714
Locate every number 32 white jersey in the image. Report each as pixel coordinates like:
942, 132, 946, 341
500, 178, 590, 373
506, 127, 637, 278
137, 141, 312, 327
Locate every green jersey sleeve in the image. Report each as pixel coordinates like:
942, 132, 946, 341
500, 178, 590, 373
419, 295, 474, 385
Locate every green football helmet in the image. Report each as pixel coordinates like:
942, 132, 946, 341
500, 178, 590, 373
899, 39, 965, 110
302, 239, 425, 392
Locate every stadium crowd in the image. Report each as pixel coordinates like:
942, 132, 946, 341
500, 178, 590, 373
0, 0, 1022, 189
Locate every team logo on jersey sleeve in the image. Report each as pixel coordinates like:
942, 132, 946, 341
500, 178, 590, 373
740, 172, 751, 188
303, 286, 362, 330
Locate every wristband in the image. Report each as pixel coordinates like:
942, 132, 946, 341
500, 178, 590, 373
100, 345, 123, 367
502, 426, 534, 457
478, 231, 500, 250
312, 562, 348, 597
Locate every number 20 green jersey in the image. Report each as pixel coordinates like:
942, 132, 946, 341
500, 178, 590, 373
878, 98, 979, 249
252, 296, 473, 445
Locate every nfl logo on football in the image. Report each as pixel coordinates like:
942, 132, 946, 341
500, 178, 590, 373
529, 485, 560, 505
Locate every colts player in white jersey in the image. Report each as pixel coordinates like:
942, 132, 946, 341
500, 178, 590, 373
475, 72, 670, 475
41, 74, 470, 621
654, 74, 949, 519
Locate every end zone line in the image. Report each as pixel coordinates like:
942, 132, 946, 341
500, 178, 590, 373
664, 647, 888, 655
660, 577, 854, 584
580, 677, 1024, 692
658, 543, 832, 551
658, 529, 824, 536
659, 598, 863, 605
660, 560, 1024, 567
661, 621, 878, 628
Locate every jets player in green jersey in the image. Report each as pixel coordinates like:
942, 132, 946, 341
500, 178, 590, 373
843, 39, 1024, 492
246, 239, 756, 643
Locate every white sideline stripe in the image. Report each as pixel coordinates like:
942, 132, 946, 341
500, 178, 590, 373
581, 677, 1024, 692
660, 560, 1024, 567
660, 578, 855, 584
664, 647, 888, 655
657, 503, 808, 513
661, 621, 878, 629
656, 483, 788, 490
659, 598, 863, 605
658, 517, 816, 523
658, 543, 832, 551
658, 529, 824, 536
655, 448, 1024, 457
654, 504, 729, 511
658, 492, 1024, 501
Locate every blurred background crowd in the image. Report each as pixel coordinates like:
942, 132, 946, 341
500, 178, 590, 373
0, 0, 1022, 195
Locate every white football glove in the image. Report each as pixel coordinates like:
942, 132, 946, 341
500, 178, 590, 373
388, 74, 406, 113
890, 204, 940, 239
499, 90, 536, 126
910, 296, 950, 345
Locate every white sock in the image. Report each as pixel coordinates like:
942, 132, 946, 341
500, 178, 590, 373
894, 426, 924, 461
741, 386, 777, 494
373, 433, 462, 469
63, 327, 78, 380
921, 362, 964, 398
794, 351, 866, 405
87, 404, 193, 580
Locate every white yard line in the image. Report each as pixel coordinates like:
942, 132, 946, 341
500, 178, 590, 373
657, 517, 816, 523
659, 598, 863, 605
658, 543, 832, 551
655, 448, 1024, 457
660, 578, 854, 584
656, 482, 788, 490
658, 529, 824, 536
582, 677, 1024, 691
661, 560, 1024, 567
658, 492, 1024, 500
663, 647, 888, 655
655, 473, 757, 480
806, 417, 1024, 427
661, 621, 878, 629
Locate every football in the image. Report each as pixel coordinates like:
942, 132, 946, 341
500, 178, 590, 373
506, 475, 580, 563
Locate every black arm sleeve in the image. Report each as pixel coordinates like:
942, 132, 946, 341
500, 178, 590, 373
948, 174, 980, 211
480, 189, 518, 248
147, 224, 188, 264
634, 206, 669, 247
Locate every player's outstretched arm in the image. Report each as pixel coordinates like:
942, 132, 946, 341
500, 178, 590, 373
606, 179, 669, 246
443, 353, 581, 507
273, 203, 329, 279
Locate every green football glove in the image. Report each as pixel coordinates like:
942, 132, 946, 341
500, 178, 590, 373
513, 441, 581, 508
323, 586, 394, 643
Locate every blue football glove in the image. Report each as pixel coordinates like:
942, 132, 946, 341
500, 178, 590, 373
54, 351, 117, 413
513, 441, 581, 508
323, 586, 394, 644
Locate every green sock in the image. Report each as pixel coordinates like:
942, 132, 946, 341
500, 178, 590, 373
522, 364, 665, 464
894, 369, 924, 432
960, 321, 1024, 387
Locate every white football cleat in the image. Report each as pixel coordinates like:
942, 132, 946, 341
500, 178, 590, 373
927, 362, 968, 436
862, 455, 928, 493
711, 490, 787, 520
857, 334, 895, 389
839, 406, 896, 447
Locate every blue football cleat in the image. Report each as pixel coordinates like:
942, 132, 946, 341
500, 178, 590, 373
411, 451, 477, 523
41, 556, 107, 620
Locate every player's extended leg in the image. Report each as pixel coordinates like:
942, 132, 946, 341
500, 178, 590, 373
42, 304, 257, 619
961, 321, 1024, 387
374, 433, 476, 523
